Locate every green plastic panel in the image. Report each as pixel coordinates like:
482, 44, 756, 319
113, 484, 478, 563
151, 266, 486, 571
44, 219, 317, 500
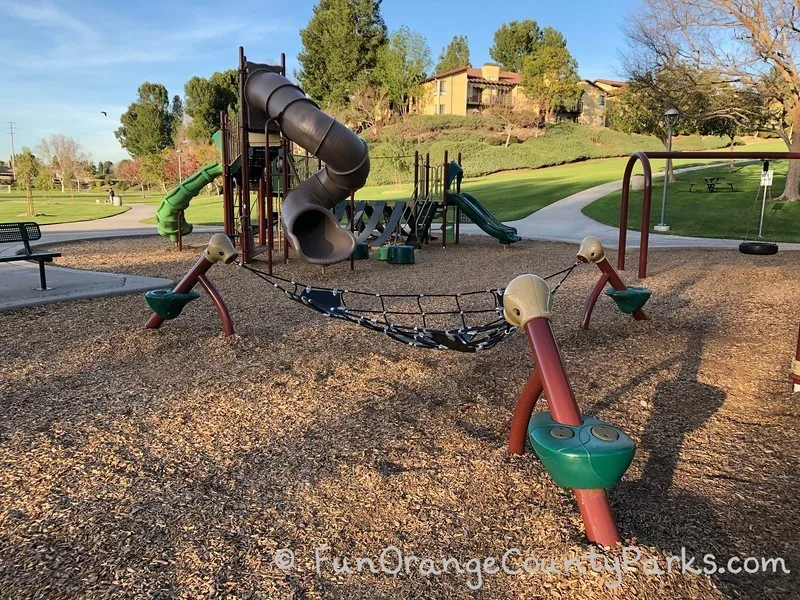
376, 246, 390, 261
527, 413, 636, 489
387, 245, 415, 264
352, 242, 370, 260
605, 286, 651, 314
145, 289, 200, 320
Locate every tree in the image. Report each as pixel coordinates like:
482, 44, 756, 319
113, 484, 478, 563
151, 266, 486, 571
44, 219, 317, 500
118, 158, 147, 197
486, 105, 542, 147
435, 35, 470, 74
35, 167, 54, 200
142, 152, 169, 194
297, 0, 387, 107
74, 159, 96, 192
184, 69, 238, 143
520, 32, 581, 123
115, 82, 180, 157
489, 20, 541, 73
625, 0, 800, 200
374, 27, 431, 118
698, 85, 768, 171
15, 148, 38, 216
36, 134, 85, 195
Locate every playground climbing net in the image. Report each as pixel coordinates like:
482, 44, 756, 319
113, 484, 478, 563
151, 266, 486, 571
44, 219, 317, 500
236, 261, 580, 353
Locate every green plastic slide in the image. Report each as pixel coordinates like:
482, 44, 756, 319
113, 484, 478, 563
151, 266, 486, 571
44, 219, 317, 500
448, 192, 521, 244
156, 162, 223, 242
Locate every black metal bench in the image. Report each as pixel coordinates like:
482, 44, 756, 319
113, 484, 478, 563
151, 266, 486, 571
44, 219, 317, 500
0, 222, 61, 290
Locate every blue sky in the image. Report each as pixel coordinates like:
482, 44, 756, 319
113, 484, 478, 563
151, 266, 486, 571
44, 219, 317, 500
0, 0, 634, 163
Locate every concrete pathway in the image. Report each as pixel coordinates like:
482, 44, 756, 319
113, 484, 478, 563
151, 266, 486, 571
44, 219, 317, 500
0, 204, 218, 313
3, 162, 796, 313
459, 162, 800, 251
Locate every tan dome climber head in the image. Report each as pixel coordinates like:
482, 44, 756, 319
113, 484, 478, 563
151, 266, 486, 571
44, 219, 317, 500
503, 274, 552, 328
205, 233, 238, 264
577, 236, 605, 264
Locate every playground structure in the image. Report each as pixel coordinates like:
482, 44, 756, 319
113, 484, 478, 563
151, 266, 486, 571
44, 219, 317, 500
144, 233, 647, 546
616, 149, 800, 279
155, 47, 518, 269
616, 149, 800, 391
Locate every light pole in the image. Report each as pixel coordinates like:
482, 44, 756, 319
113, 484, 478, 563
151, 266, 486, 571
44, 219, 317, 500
177, 149, 183, 182
654, 108, 680, 233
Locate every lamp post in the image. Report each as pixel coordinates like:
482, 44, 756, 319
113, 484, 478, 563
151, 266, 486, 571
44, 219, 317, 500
654, 108, 680, 233
177, 149, 183, 182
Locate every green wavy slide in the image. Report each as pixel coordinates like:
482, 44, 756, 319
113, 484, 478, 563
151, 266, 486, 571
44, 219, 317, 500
448, 191, 521, 244
156, 162, 223, 242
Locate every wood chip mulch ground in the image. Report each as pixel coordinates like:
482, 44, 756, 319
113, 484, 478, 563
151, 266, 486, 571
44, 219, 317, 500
1, 234, 798, 599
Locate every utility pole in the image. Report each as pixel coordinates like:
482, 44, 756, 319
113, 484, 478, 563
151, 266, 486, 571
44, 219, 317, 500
8, 122, 17, 178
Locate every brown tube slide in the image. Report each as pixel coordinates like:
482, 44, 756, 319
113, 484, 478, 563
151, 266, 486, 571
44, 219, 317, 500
244, 70, 370, 264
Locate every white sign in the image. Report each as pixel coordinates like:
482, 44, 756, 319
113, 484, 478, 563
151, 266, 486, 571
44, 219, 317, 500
761, 170, 774, 186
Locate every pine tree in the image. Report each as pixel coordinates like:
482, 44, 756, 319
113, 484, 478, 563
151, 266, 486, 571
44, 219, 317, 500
115, 83, 180, 157
297, 0, 387, 107
489, 20, 541, 73
435, 35, 470, 74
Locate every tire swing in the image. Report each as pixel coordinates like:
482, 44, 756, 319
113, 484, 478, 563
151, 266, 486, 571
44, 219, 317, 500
740, 160, 779, 256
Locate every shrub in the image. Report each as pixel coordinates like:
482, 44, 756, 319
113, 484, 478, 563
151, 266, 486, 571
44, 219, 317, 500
363, 119, 736, 186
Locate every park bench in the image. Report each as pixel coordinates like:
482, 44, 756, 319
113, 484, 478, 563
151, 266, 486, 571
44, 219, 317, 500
0, 222, 61, 290
688, 178, 735, 193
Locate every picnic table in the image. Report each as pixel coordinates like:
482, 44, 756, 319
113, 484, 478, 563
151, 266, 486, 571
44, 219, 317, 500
688, 177, 735, 193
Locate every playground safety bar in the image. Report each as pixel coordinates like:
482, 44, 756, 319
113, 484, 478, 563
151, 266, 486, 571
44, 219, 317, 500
619, 150, 800, 279
504, 274, 622, 546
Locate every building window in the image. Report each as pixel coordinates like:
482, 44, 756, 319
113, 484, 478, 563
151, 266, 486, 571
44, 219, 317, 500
597, 115, 605, 127
598, 95, 605, 107
438, 104, 446, 115
439, 80, 446, 94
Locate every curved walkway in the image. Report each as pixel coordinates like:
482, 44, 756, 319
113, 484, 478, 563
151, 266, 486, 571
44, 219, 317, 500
0, 204, 219, 312
3, 164, 797, 313
459, 162, 800, 251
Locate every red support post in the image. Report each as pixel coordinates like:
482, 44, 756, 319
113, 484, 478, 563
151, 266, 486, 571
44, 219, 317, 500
197, 275, 235, 336
455, 151, 462, 244
508, 369, 543, 455
524, 319, 583, 426
177, 209, 183, 252
349, 189, 355, 271
523, 317, 621, 546
793, 323, 800, 392
442, 150, 448, 249
282, 137, 290, 264
238, 47, 251, 264
581, 273, 610, 331
258, 177, 266, 247
411, 150, 419, 200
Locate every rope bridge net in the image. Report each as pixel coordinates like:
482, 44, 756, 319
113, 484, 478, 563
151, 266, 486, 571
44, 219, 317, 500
236, 261, 579, 353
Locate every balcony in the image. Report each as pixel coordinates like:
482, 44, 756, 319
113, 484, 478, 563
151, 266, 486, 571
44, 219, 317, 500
467, 93, 511, 107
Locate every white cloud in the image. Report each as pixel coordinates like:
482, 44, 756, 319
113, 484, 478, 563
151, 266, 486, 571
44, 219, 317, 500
0, 0, 94, 36
0, 3, 295, 72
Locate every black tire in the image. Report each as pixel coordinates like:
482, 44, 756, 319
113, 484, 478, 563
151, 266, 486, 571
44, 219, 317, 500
739, 241, 779, 255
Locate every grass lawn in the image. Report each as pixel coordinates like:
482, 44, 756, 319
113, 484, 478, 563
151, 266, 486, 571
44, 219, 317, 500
0, 196, 129, 225
582, 157, 800, 242
141, 139, 786, 227
360, 139, 788, 222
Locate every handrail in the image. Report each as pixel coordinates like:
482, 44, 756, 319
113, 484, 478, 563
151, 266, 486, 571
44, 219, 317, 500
618, 150, 800, 279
